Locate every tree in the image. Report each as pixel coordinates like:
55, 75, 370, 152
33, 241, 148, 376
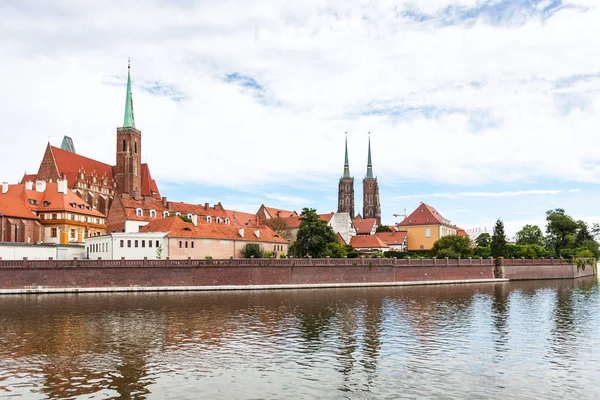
491, 219, 507, 258
156, 245, 163, 260
241, 243, 264, 258
516, 224, 545, 246
546, 209, 579, 256
431, 235, 473, 259
475, 233, 491, 247
288, 208, 338, 258
376, 224, 392, 233
473, 246, 491, 258
263, 217, 292, 240
326, 242, 347, 258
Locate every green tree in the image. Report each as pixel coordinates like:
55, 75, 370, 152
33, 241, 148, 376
474, 233, 491, 247
263, 217, 292, 240
326, 242, 347, 258
376, 224, 392, 233
240, 243, 264, 258
516, 224, 545, 246
431, 235, 473, 259
491, 219, 507, 258
288, 208, 338, 257
473, 246, 491, 258
546, 209, 579, 256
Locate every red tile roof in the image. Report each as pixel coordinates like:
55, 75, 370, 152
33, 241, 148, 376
140, 217, 288, 243
353, 217, 377, 235
350, 235, 389, 249
397, 203, 452, 227
375, 230, 407, 246
50, 145, 114, 186
141, 163, 161, 198
225, 209, 261, 227
261, 206, 297, 219
0, 190, 38, 219
278, 213, 335, 229
20, 173, 38, 183
455, 227, 468, 237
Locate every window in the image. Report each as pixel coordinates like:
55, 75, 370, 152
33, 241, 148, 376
206, 216, 212, 223
135, 240, 138, 248
179, 241, 182, 248
216, 217, 222, 224
29, 199, 37, 205
70, 229, 75, 238
51, 228, 57, 238
142, 240, 145, 248
191, 241, 194, 248
120, 240, 124, 248
187, 213, 193, 220
420, 245, 424, 250
156, 240, 159, 248
185, 241, 188, 248
43, 201, 50, 207
163, 211, 169, 218
127, 240, 131, 248
225, 218, 230, 225
40, 214, 45, 220
71, 214, 75, 220
150, 210, 156, 218
122, 139, 127, 152
134, 141, 137, 153
425, 228, 431, 238
52, 213, 57, 220
136, 208, 143, 217
149, 240, 153, 248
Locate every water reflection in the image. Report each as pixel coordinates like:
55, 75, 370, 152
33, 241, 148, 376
0, 278, 598, 399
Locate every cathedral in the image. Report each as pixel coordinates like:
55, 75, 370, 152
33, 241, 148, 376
337, 134, 381, 225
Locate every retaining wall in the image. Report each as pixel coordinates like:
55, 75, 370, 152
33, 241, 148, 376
497, 258, 596, 280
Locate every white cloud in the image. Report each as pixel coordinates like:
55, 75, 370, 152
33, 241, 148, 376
393, 189, 562, 200
0, 0, 599, 195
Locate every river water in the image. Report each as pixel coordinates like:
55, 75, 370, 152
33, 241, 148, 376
0, 279, 599, 399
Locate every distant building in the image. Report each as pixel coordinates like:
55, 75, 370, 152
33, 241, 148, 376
353, 217, 377, 236
397, 203, 457, 251
277, 212, 356, 244
374, 230, 408, 252
362, 135, 381, 225
337, 135, 355, 218
350, 235, 388, 254
256, 205, 297, 220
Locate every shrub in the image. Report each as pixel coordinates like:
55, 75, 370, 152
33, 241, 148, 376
240, 243, 264, 258
431, 235, 473, 259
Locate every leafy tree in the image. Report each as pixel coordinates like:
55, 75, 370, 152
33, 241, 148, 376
516, 224, 545, 246
545, 209, 579, 256
326, 242, 347, 258
288, 208, 338, 257
505, 244, 521, 259
519, 244, 548, 259
491, 219, 507, 258
263, 217, 292, 240
475, 233, 491, 247
431, 235, 473, 259
376, 224, 392, 233
241, 243, 264, 258
473, 246, 491, 258
580, 239, 600, 258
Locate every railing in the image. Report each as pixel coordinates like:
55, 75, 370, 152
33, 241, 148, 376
499, 257, 573, 266
0, 256, 498, 268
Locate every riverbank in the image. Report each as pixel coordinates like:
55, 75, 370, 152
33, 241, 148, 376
0, 257, 594, 294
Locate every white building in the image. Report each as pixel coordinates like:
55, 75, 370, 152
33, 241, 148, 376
85, 232, 169, 260
0, 243, 85, 260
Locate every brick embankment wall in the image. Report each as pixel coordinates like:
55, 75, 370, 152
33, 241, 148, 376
497, 258, 596, 280
0, 257, 495, 290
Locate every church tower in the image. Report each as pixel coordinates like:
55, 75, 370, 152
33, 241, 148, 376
362, 134, 381, 225
115, 61, 142, 198
337, 134, 355, 217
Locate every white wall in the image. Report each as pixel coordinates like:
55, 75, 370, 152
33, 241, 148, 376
86, 232, 168, 260
125, 220, 149, 233
328, 212, 355, 244
0, 243, 85, 260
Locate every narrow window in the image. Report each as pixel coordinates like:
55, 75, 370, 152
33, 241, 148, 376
135, 240, 138, 248
191, 241, 194, 248
120, 240, 124, 248
185, 241, 188, 248
122, 139, 127, 152
128, 240, 131, 248
134, 142, 137, 153
51, 228, 57, 238
156, 240, 159, 248
142, 240, 145, 248
149, 240, 153, 248
179, 241, 182, 248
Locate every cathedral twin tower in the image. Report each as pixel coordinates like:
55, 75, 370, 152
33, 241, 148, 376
337, 134, 381, 225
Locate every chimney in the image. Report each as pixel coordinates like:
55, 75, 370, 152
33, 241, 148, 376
35, 180, 46, 193
25, 181, 33, 190
133, 189, 139, 200
191, 214, 198, 227
255, 229, 260, 238
239, 228, 244, 238
162, 196, 168, 207
205, 203, 209, 210
1, 182, 7, 194
57, 179, 68, 195
276, 211, 281, 218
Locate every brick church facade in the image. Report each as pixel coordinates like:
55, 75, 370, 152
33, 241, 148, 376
22, 63, 161, 217
337, 134, 381, 225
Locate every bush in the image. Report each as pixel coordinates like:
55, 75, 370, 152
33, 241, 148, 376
263, 250, 276, 258
279, 253, 287, 259
431, 235, 473, 259
326, 242, 348, 258
347, 251, 360, 259
240, 243, 264, 258
473, 246, 491, 258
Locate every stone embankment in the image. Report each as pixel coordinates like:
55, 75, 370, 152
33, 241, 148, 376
0, 257, 594, 294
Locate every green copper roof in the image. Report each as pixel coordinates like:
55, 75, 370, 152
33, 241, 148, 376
343, 134, 351, 178
123, 61, 136, 129
60, 135, 76, 153
366, 134, 374, 179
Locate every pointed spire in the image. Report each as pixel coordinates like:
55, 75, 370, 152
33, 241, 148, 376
366, 132, 374, 179
343, 132, 351, 178
123, 58, 136, 129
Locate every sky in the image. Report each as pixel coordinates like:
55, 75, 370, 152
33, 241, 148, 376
1, 0, 599, 236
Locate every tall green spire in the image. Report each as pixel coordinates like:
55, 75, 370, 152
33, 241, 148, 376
343, 133, 351, 178
366, 133, 374, 179
123, 59, 136, 129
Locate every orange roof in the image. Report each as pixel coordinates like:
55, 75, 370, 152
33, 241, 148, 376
375, 230, 407, 246
350, 235, 389, 249
20, 173, 37, 183
353, 217, 377, 235
225, 209, 261, 227
0, 190, 38, 219
398, 203, 452, 227
336, 232, 347, 245
50, 145, 114, 186
118, 195, 168, 221
168, 202, 229, 219
261, 206, 297, 219
455, 227, 468, 237
278, 213, 335, 229
141, 163, 161, 198
140, 217, 289, 243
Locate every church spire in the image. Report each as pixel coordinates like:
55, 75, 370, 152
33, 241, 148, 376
366, 133, 374, 179
343, 133, 351, 178
123, 59, 136, 129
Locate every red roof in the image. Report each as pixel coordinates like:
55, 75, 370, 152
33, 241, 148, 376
140, 163, 161, 198
0, 190, 38, 219
350, 235, 389, 249
260, 205, 297, 219
278, 213, 334, 229
352, 217, 377, 235
50, 145, 114, 186
398, 203, 452, 227
375, 230, 407, 246
455, 227, 468, 237
20, 173, 37, 183
140, 217, 288, 243
225, 209, 261, 227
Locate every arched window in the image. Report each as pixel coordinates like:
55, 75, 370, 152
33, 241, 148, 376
187, 213, 193, 220
206, 216, 212, 223
136, 208, 142, 217
122, 139, 127, 152
150, 210, 156, 218
225, 218, 230, 225
163, 211, 169, 218
175, 212, 181, 217
134, 142, 137, 153
216, 217, 222, 224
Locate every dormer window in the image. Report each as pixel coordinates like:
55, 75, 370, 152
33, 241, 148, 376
43, 201, 50, 207
150, 210, 157, 218
187, 213, 193, 220
70, 202, 77, 208
206, 216, 212, 223
225, 218, 230, 225
216, 217, 222, 224
79, 204, 85, 209
175, 212, 181, 217
136, 208, 143, 217
28, 199, 37, 205
163, 211, 169, 218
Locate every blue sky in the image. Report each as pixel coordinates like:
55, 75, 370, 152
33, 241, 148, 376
1, 0, 599, 235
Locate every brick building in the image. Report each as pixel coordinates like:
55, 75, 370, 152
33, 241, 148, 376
0, 182, 43, 243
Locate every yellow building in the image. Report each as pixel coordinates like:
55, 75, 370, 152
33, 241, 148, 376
396, 203, 457, 251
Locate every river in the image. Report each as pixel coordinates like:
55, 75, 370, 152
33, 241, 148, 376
0, 279, 598, 399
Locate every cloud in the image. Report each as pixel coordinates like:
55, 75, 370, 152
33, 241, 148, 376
393, 189, 562, 200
